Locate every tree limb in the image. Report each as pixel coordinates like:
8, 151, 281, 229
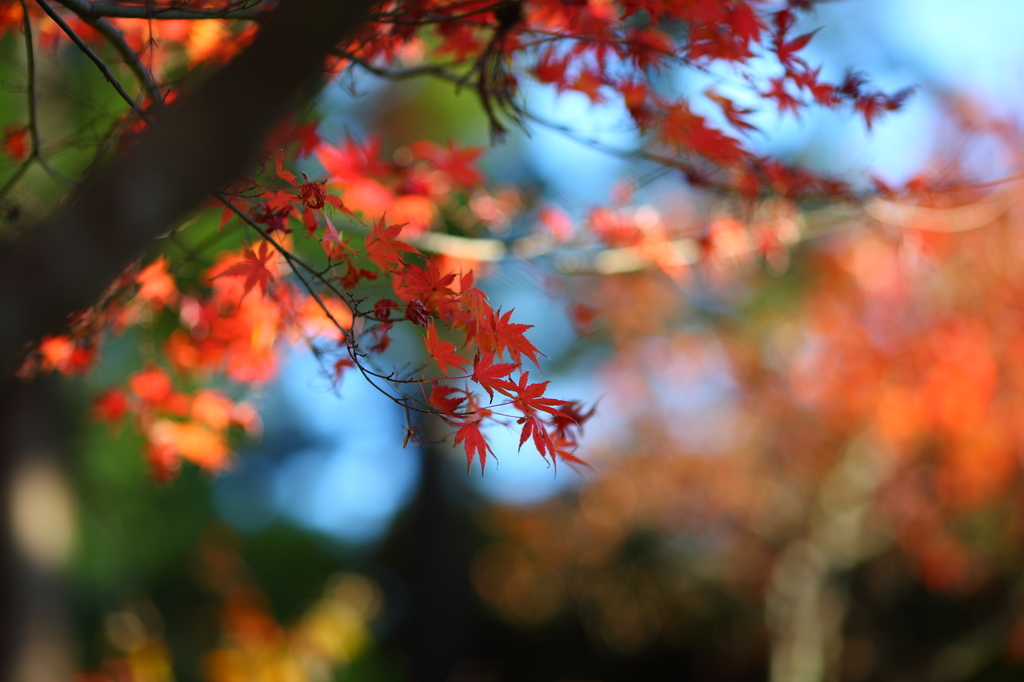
0, 0, 376, 370
53, 0, 270, 22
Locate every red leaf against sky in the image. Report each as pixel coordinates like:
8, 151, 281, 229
660, 103, 747, 165
333, 358, 354, 383
775, 28, 818, 69
211, 241, 274, 297
534, 49, 569, 85
471, 352, 516, 401
517, 415, 588, 474
727, 3, 765, 47
425, 322, 470, 375
550, 401, 596, 441
429, 383, 465, 414
764, 77, 802, 116
518, 413, 546, 451
483, 308, 543, 367
839, 70, 868, 98
455, 419, 493, 474
791, 66, 838, 106
570, 69, 606, 104
34, 0, 912, 489
857, 95, 887, 130
705, 88, 758, 133
507, 371, 571, 417
625, 28, 675, 70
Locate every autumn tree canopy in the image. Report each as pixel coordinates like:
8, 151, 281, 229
0, 0, 916, 479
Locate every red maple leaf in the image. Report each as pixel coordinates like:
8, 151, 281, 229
366, 216, 419, 272
706, 88, 757, 133
625, 28, 675, 70
788, 66, 826, 102
839, 70, 868, 99
856, 96, 885, 130
570, 69, 606, 104
550, 401, 596, 440
455, 419, 493, 474
471, 352, 516, 400
660, 102, 747, 165
764, 77, 802, 116
727, 4, 765, 47
484, 308, 544, 367
518, 413, 547, 452
394, 259, 457, 309
333, 358, 354, 383
405, 298, 431, 326
518, 414, 591, 473
425, 322, 469, 375
274, 151, 298, 185
211, 241, 274, 297
508, 371, 570, 417
775, 27, 819, 70
299, 180, 326, 209
429, 383, 465, 414
535, 49, 569, 85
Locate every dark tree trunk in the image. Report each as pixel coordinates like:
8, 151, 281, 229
0, 0, 374, 369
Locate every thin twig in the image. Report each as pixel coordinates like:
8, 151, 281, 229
35, 0, 148, 118
60, 4, 164, 104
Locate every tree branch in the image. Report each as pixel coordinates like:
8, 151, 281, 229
35, 0, 148, 117
53, 0, 269, 22
0, 0, 376, 369
58, 1, 164, 104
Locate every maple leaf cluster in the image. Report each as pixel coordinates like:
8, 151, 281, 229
0, 0, 909, 195
18, 118, 594, 476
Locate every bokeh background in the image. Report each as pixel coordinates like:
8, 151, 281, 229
11, 1, 1024, 681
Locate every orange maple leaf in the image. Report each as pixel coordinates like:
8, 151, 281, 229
211, 241, 274, 297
